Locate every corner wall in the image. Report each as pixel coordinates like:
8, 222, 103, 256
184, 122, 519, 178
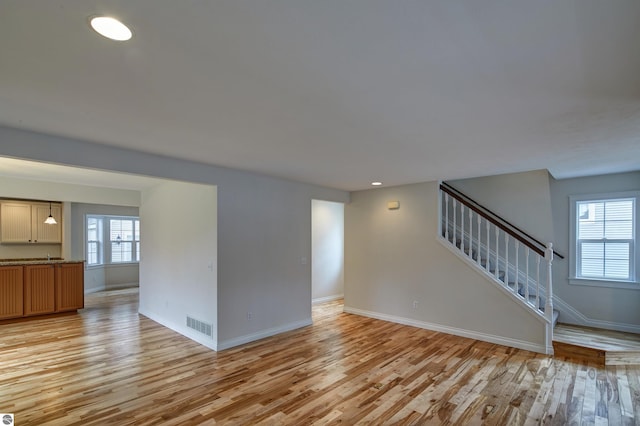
139, 181, 218, 350
345, 181, 546, 353
550, 171, 640, 331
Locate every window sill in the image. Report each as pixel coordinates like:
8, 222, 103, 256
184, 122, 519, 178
569, 277, 640, 290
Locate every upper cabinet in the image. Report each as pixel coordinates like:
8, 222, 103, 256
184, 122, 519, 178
0, 201, 62, 244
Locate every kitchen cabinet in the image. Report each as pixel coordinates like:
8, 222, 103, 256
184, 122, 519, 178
0, 261, 84, 321
0, 201, 62, 244
55, 262, 84, 312
24, 264, 56, 316
0, 265, 23, 320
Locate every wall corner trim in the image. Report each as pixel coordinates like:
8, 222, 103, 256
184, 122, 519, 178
343, 306, 547, 354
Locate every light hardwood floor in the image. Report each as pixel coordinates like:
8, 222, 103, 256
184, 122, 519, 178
1, 288, 640, 425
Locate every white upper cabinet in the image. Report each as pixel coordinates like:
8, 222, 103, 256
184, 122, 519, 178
0, 201, 62, 244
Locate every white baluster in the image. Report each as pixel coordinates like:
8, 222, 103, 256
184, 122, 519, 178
504, 233, 509, 287
486, 221, 491, 273
525, 247, 530, 305
536, 255, 541, 311
444, 193, 449, 241
452, 199, 457, 248
468, 209, 473, 259
514, 240, 519, 296
494, 228, 499, 280
476, 215, 482, 266
460, 204, 465, 254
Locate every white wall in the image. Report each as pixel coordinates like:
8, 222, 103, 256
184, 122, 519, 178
345, 182, 546, 353
139, 181, 218, 350
312, 200, 344, 304
550, 171, 640, 331
0, 126, 349, 351
70, 203, 140, 293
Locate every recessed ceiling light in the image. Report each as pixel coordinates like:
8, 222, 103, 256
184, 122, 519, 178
371, 182, 383, 186
90, 16, 132, 41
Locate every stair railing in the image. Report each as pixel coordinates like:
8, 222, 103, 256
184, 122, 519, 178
439, 182, 555, 353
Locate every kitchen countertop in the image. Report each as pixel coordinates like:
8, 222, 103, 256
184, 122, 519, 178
0, 259, 85, 266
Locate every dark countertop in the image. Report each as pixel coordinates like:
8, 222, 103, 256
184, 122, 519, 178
0, 259, 85, 266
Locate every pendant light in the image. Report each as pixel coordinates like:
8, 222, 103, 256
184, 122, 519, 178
44, 202, 57, 225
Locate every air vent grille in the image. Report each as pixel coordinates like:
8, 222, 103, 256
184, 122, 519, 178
186, 316, 213, 338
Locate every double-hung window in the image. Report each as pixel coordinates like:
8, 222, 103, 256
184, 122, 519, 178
570, 192, 638, 287
87, 215, 140, 266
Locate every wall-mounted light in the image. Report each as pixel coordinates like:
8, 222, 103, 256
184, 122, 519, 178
44, 202, 57, 225
387, 201, 400, 210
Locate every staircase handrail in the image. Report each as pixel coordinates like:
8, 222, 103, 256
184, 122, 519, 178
440, 182, 564, 259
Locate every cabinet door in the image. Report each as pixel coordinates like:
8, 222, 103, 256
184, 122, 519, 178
55, 263, 84, 312
0, 266, 24, 319
0, 202, 32, 243
24, 264, 55, 316
32, 203, 62, 243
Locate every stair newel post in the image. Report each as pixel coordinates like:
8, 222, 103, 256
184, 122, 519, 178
545, 243, 554, 324
504, 233, 509, 288
545, 242, 554, 354
514, 240, 519, 294
525, 247, 530, 304
460, 204, 465, 254
444, 193, 449, 241
485, 221, 491, 273
494, 228, 499, 280
476, 215, 482, 266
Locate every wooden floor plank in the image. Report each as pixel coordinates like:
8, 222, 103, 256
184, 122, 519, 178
2, 288, 640, 425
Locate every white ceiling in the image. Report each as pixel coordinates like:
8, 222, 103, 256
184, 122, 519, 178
1, 1, 639, 191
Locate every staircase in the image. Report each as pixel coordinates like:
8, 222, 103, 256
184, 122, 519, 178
438, 182, 559, 354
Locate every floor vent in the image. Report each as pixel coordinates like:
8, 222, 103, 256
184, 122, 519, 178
186, 316, 213, 338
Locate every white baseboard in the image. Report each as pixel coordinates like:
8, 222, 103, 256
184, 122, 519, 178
139, 308, 218, 351
217, 318, 313, 351
312, 294, 344, 305
552, 296, 640, 334
106, 282, 139, 290
344, 306, 548, 354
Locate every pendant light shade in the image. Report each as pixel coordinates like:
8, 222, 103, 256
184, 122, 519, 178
45, 202, 57, 225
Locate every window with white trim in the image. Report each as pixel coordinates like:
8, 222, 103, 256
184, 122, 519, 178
86, 215, 140, 266
570, 192, 638, 286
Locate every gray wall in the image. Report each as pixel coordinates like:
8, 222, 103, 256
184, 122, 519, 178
345, 181, 546, 352
450, 169, 640, 332
312, 199, 344, 303
0, 125, 349, 350
550, 171, 640, 331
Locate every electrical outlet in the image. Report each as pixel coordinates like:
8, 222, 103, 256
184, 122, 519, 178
247, 312, 253, 321
413, 300, 419, 309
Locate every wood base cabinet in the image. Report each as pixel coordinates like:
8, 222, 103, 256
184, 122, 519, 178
56, 262, 84, 312
24, 264, 55, 316
0, 262, 84, 321
0, 266, 24, 319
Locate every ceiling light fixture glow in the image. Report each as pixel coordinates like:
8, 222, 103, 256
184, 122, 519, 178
90, 16, 132, 41
371, 182, 383, 186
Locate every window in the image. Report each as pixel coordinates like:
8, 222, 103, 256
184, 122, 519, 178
86, 215, 140, 266
570, 192, 638, 287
